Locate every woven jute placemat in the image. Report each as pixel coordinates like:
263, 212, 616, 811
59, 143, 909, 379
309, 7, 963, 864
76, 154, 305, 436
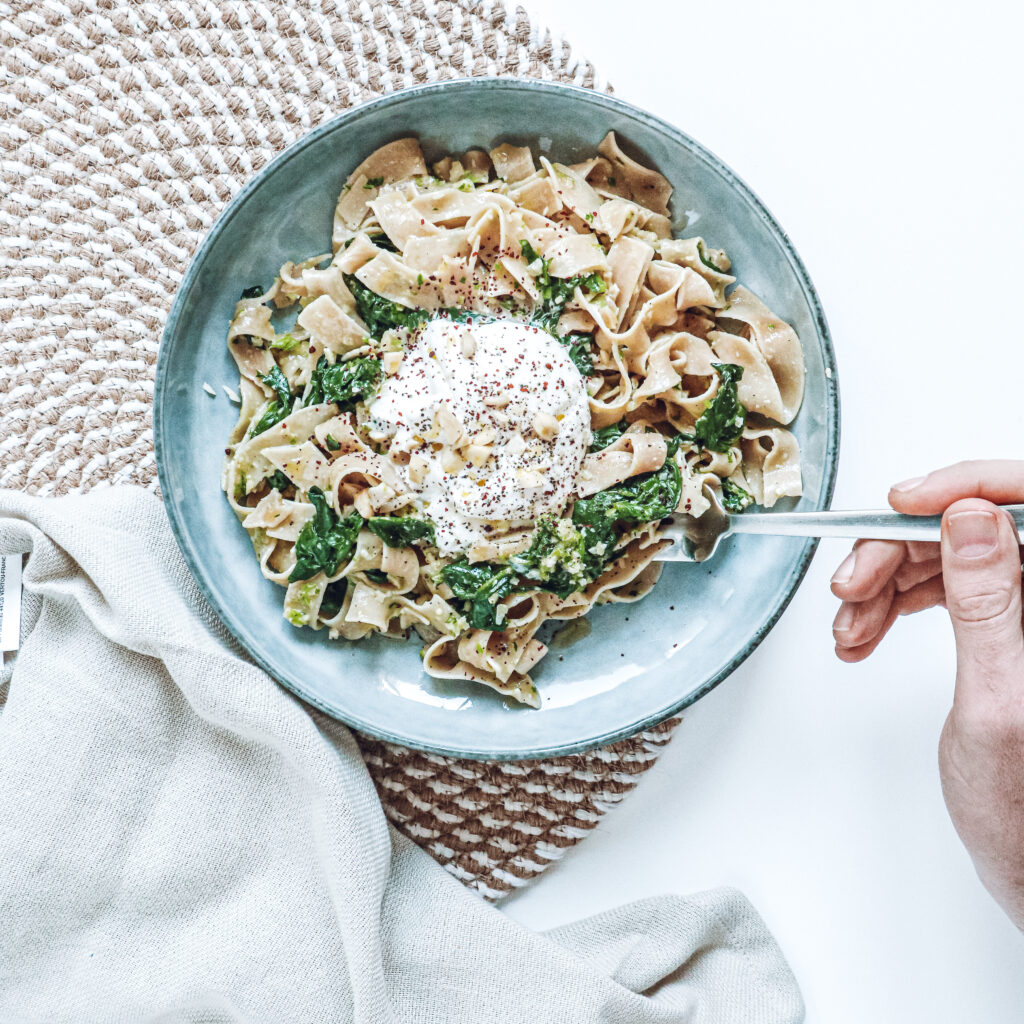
0, 0, 680, 901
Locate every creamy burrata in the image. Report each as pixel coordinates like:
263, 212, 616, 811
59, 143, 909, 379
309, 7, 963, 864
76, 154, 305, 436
366, 317, 590, 555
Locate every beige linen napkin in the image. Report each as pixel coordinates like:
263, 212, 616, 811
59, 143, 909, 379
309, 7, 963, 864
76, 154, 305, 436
0, 486, 803, 1023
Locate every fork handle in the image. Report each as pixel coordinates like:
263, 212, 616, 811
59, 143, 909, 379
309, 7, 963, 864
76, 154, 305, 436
731, 505, 1024, 543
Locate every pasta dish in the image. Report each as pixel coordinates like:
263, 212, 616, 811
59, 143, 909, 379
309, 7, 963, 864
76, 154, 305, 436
222, 134, 804, 707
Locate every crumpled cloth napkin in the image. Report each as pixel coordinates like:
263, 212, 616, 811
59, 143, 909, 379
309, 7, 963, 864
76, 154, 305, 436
0, 487, 803, 1023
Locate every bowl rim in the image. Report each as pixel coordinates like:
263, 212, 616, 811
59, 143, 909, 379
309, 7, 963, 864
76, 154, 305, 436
155, 76, 841, 760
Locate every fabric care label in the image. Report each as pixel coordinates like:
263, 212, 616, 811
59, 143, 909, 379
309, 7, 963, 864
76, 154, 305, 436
0, 554, 22, 653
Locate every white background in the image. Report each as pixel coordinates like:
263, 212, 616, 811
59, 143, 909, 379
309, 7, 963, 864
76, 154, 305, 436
509, 1, 1024, 1020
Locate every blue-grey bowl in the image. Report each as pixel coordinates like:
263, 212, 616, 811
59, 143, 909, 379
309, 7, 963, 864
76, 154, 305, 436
156, 77, 839, 760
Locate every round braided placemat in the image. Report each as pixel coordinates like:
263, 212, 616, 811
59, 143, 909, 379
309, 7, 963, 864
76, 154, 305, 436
0, 0, 679, 901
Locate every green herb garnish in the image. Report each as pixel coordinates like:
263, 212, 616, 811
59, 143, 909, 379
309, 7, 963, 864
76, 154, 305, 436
696, 241, 725, 274
562, 334, 596, 377
721, 478, 754, 513
507, 517, 601, 600
519, 240, 602, 374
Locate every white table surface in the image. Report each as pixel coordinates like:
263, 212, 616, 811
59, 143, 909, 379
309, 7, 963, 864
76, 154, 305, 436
509, 1, 1024, 1020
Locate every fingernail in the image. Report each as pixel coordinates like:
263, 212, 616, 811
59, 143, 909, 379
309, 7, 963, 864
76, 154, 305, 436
831, 551, 857, 585
833, 603, 855, 634
947, 510, 998, 558
892, 475, 926, 493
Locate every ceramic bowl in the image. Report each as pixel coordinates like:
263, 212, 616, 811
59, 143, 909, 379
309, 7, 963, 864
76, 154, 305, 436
156, 78, 839, 759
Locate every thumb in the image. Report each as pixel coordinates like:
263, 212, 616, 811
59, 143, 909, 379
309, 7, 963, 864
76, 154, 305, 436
941, 498, 1024, 701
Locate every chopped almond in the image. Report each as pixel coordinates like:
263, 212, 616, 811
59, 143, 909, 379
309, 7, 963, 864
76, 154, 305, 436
532, 411, 558, 440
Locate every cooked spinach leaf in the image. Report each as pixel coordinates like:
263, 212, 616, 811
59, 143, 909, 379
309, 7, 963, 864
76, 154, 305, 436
693, 363, 746, 452
319, 579, 348, 618
249, 403, 287, 438
261, 365, 291, 407
367, 231, 399, 252
343, 273, 430, 340
367, 516, 436, 547
240, 285, 264, 300
589, 421, 627, 452
289, 487, 364, 583
573, 456, 682, 531
591, 423, 690, 458
441, 559, 519, 631
665, 432, 692, 458
364, 569, 389, 584
307, 355, 381, 409
721, 478, 754, 514
264, 470, 292, 492
249, 365, 294, 437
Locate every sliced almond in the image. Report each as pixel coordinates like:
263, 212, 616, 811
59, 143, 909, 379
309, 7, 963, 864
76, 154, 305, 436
441, 448, 466, 474
366, 482, 396, 510
532, 411, 559, 440
466, 443, 492, 468
353, 490, 374, 518
433, 405, 465, 446
516, 466, 545, 488
407, 453, 429, 485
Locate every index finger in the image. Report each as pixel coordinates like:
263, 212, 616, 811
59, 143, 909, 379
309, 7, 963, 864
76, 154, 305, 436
889, 461, 1024, 515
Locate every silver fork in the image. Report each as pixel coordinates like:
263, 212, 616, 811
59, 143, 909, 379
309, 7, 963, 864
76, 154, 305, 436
654, 494, 1024, 563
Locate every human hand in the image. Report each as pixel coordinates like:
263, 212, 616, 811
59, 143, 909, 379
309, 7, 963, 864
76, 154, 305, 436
829, 461, 1024, 930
